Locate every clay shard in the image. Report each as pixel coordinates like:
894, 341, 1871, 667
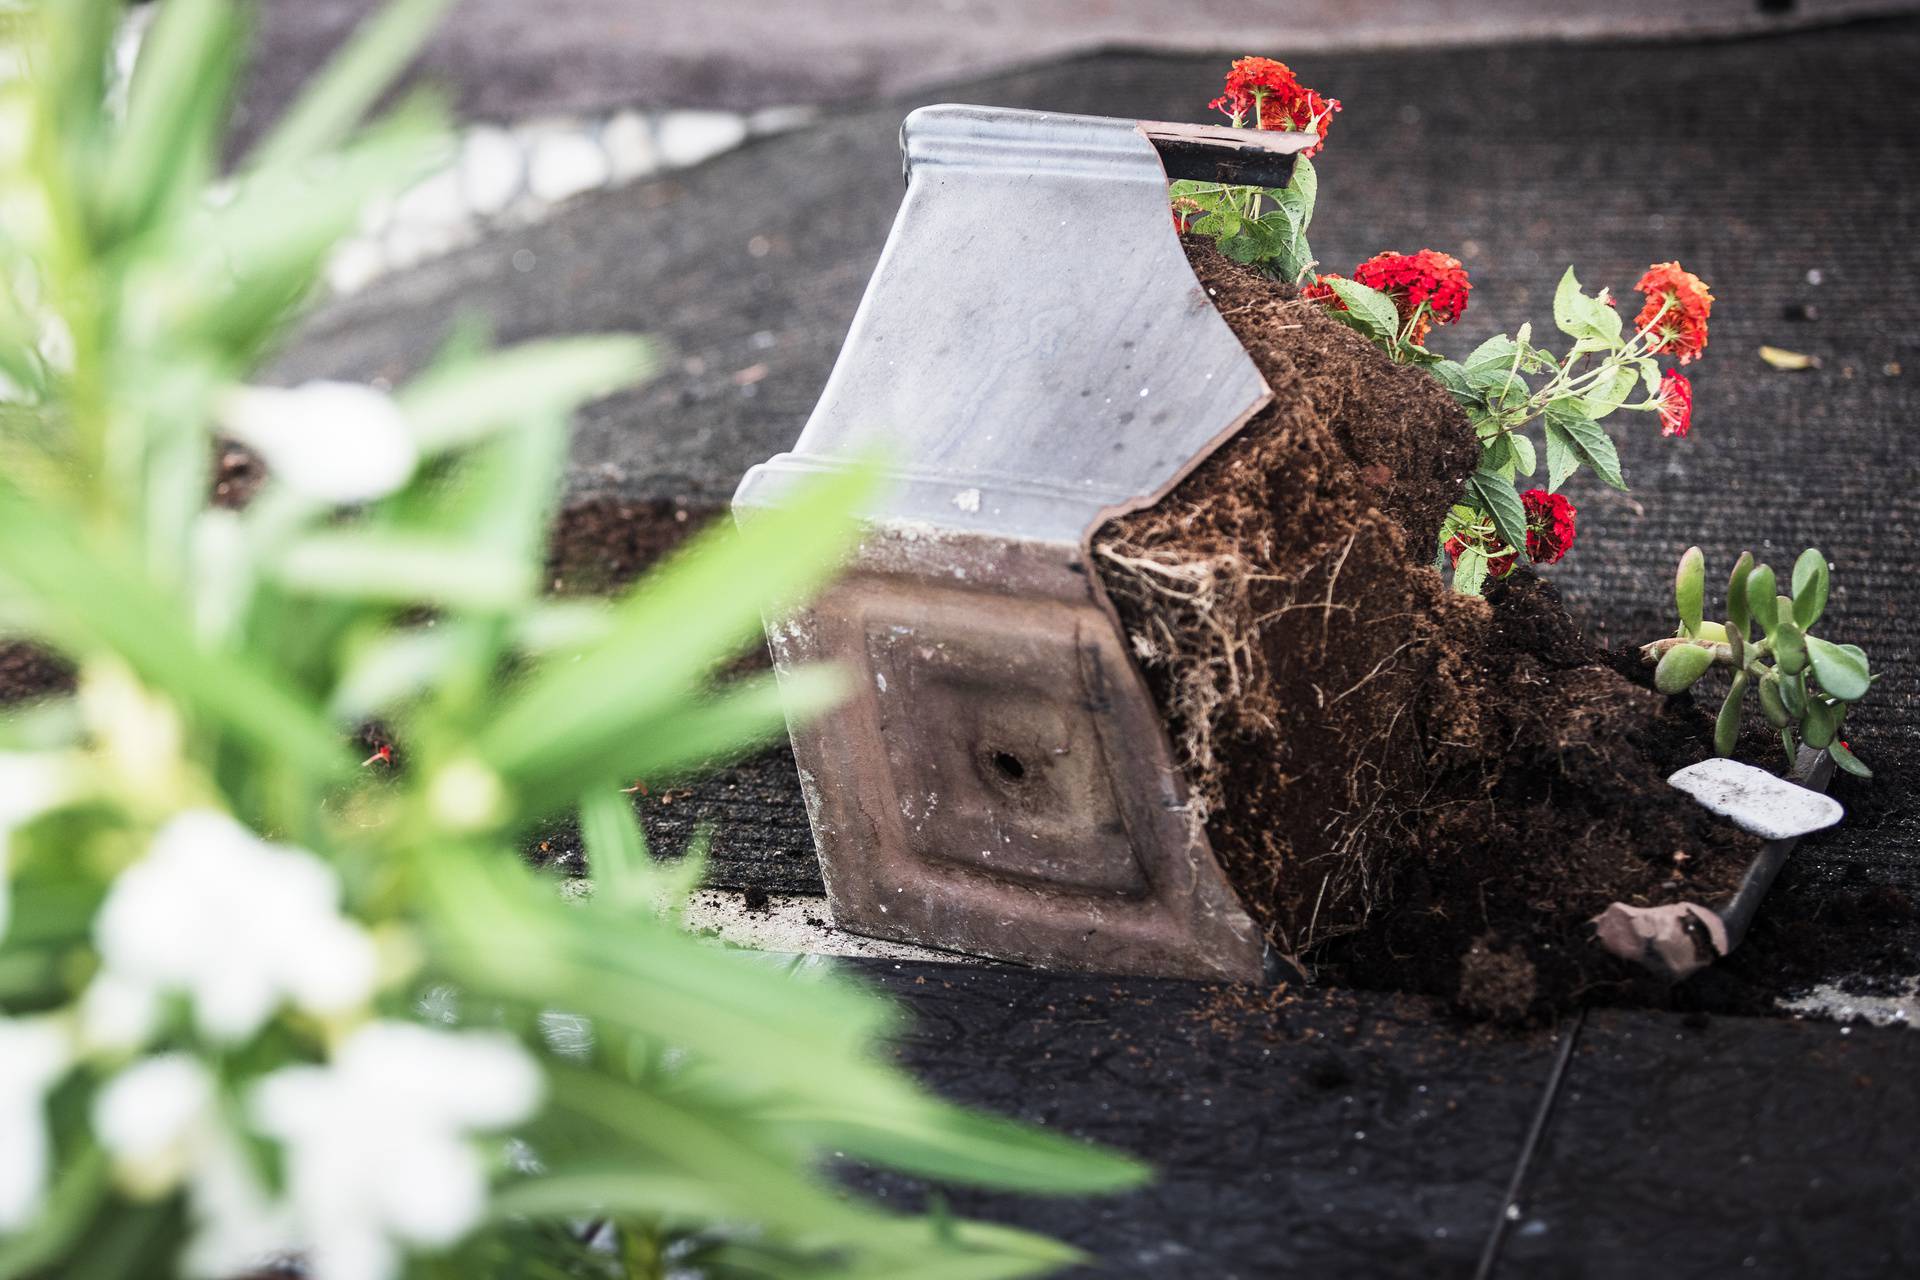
1591, 901, 1731, 981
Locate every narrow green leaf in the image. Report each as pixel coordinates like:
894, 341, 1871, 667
248, 0, 457, 170
1790, 548, 1829, 629
1805, 634, 1870, 701
578, 785, 652, 907
274, 529, 536, 610
0, 485, 345, 776
1544, 424, 1579, 492
400, 336, 654, 454
480, 463, 877, 782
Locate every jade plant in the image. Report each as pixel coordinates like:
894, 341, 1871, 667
1173, 56, 1716, 597
1642, 547, 1875, 778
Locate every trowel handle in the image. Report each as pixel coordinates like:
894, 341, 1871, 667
1141, 120, 1318, 189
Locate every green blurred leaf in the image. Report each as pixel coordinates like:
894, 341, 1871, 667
94, 0, 239, 239
0, 485, 345, 776
274, 529, 536, 611
480, 463, 877, 785
248, 0, 457, 171
400, 336, 654, 455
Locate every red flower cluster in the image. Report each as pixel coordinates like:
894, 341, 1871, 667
1521, 489, 1577, 565
1300, 273, 1344, 305
1633, 261, 1713, 364
1310, 250, 1470, 346
1444, 489, 1577, 579
1209, 57, 1341, 155
1656, 368, 1694, 438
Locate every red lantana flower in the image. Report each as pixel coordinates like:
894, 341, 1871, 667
1209, 56, 1342, 155
1633, 261, 1713, 364
1351, 250, 1472, 346
1656, 368, 1694, 438
1300, 273, 1345, 305
1521, 489, 1577, 565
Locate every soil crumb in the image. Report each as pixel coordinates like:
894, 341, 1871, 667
1094, 242, 1762, 1021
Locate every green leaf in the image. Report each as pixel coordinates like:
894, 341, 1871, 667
1757, 673, 1792, 728
1581, 363, 1640, 420
1727, 552, 1754, 637
400, 336, 654, 454
1829, 739, 1873, 779
1716, 673, 1747, 757
94, 0, 241, 238
578, 785, 653, 908
1744, 563, 1778, 638
1654, 643, 1715, 694
1465, 470, 1529, 555
1801, 699, 1838, 749
1779, 670, 1807, 718
1675, 546, 1704, 637
0, 485, 346, 778
1281, 154, 1317, 226
1544, 424, 1579, 492
1790, 548, 1829, 629
249, 0, 459, 170
1509, 432, 1536, 477
1542, 401, 1627, 490
1552, 266, 1624, 344
274, 529, 536, 611
1326, 277, 1402, 344
1218, 232, 1263, 264
1428, 360, 1471, 398
479, 462, 877, 786
1464, 334, 1519, 375
1452, 545, 1489, 596
1805, 634, 1870, 701
1772, 619, 1808, 675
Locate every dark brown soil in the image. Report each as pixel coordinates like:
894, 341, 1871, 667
1095, 242, 1764, 1022
546, 494, 723, 594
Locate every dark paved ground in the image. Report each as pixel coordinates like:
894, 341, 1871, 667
849, 963, 1920, 1278
234, 0, 1916, 135
277, 21, 1920, 1275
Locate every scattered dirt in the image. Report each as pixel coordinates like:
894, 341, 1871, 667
0, 641, 74, 705
546, 493, 723, 595
1095, 242, 1765, 1022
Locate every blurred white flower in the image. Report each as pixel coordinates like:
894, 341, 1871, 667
94, 1055, 294, 1278
216, 381, 417, 505
0, 751, 82, 945
0, 1016, 72, 1231
251, 1021, 543, 1280
87, 810, 378, 1046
